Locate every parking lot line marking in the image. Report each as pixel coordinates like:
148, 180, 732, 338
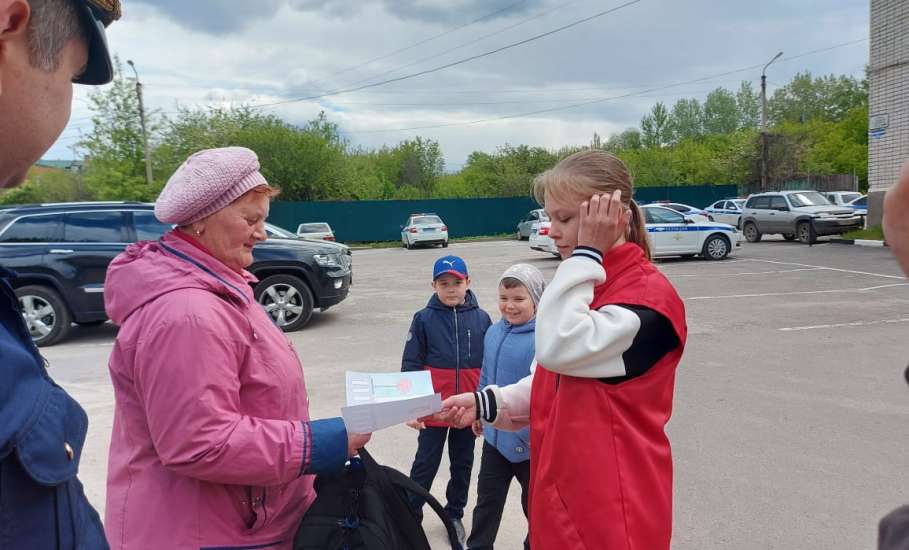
686, 283, 909, 300
779, 317, 909, 332
741, 258, 907, 280
667, 268, 823, 278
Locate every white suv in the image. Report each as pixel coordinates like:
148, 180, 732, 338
401, 213, 449, 249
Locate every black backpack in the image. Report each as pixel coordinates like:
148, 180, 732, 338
294, 448, 463, 550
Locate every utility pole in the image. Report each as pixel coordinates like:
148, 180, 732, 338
761, 51, 783, 191
127, 59, 153, 185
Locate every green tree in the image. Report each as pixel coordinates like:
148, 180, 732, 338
736, 81, 760, 129
702, 88, 739, 135
669, 98, 703, 142
77, 57, 161, 201
641, 102, 671, 148
769, 72, 866, 124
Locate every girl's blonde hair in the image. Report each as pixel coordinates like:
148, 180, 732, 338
532, 149, 650, 259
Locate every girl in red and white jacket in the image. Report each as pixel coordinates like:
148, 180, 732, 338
440, 149, 687, 550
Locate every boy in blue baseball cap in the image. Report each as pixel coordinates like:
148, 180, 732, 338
402, 254, 492, 545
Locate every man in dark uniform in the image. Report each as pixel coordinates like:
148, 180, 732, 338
0, 1, 120, 548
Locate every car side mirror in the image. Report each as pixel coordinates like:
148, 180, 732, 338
684, 217, 695, 224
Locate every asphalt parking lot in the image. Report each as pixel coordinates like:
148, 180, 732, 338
47, 237, 909, 549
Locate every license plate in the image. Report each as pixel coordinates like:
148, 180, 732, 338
423, 228, 435, 232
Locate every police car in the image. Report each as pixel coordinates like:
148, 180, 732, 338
704, 198, 746, 228
642, 204, 742, 260
529, 205, 742, 260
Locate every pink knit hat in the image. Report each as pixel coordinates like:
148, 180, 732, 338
154, 147, 268, 225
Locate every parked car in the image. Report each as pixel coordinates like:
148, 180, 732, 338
823, 191, 863, 207
516, 209, 548, 240
705, 199, 746, 228
296, 222, 336, 241
268, 223, 350, 252
847, 194, 868, 218
401, 213, 448, 249
0, 202, 352, 346
528, 221, 559, 257
642, 205, 742, 260
650, 201, 714, 222
740, 191, 863, 244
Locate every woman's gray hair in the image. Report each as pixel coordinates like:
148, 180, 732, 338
27, 0, 84, 72
499, 264, 546, 306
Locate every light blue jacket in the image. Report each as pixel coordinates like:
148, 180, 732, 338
480, 318, 535, 463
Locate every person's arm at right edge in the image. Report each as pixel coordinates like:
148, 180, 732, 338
884, 161, 909, 277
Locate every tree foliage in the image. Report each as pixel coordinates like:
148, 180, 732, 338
1, 70, 871, 206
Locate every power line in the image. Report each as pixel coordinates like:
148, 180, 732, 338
252, 0, 642, 109
344, 37, 869, 134
336, 0, 587, 91
302, 0, 530, 91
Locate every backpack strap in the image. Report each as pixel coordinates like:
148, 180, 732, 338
357, 449, 463, 550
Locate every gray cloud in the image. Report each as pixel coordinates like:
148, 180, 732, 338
131, 0, 539, 34
131, 0, 285, 33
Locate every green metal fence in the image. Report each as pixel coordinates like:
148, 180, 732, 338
267, 184, 739, 242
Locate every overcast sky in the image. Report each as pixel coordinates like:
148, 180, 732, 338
50, 0, 870, 170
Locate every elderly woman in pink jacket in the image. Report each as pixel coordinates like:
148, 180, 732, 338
103, 147, 370, 550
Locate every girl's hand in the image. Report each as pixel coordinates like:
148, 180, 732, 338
577, 190, 630, 253
437, 393, 478, 428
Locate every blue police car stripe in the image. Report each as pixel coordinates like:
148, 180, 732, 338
647, 226, 735, 233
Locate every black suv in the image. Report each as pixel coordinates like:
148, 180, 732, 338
0, 202, 352, 346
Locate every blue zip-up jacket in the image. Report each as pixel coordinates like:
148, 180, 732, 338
0, 266, 109, 549
480, 317, 535, 463
402, 290, 491, 426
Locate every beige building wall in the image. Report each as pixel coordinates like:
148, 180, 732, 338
868, 0, 909, 227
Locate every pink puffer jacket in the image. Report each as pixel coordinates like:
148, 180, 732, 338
103, 231, 347, 550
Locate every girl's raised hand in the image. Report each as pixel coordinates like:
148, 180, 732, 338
577, 189, 630, 253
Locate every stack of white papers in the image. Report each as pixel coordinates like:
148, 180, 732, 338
341, 371, 442, 433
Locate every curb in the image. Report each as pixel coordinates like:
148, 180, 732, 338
830, 238, 888, 247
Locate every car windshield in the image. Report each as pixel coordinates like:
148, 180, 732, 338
788, 192, 831, 207
299, 223, 330, 233
412, 216, 442, 225
840, 193, 862, 204
266, 223, 297, 238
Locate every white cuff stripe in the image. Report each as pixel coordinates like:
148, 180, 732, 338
571, 248, 603, 263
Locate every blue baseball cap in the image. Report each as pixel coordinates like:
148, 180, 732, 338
433, 255, 468, 280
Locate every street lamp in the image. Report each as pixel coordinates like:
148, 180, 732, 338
127, 59, 152, 185
760, 51, 783, 191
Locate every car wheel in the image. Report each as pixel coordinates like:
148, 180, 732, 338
783, 233, 797, 241
254, 275, 314, 332
743, 222, 762, 243
702, 235, 730, 260
797, 221, 816, 244
15, 285, 71, 347
442, 240, 449, 248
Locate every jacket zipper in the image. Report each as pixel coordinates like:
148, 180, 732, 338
467, 329, 472, 361
454, 307, 461, 393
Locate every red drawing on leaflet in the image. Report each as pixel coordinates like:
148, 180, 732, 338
398, 378, 413, 394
